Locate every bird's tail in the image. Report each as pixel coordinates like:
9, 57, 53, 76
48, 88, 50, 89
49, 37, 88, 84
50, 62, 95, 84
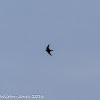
50, 50, 53, 51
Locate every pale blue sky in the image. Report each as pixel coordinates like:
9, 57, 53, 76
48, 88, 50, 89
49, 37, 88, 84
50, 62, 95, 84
0, 0, 100, 100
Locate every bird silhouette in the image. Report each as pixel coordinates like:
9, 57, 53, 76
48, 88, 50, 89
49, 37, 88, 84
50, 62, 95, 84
46, 44, 53, 56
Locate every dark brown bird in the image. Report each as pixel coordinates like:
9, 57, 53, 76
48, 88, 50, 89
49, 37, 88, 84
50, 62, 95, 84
46, 44, 53, 56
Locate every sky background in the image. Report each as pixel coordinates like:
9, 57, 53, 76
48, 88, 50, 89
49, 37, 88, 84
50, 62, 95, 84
0, 0, 100, 100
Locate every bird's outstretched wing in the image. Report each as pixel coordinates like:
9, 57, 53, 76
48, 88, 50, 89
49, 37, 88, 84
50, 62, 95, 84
47, 51, 52, 56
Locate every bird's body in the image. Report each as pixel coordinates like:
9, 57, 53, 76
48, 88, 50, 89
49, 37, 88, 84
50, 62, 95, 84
46, 44, 53, 56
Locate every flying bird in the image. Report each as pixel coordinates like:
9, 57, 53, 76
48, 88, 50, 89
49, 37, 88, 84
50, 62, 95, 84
46, 44, 53, 56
